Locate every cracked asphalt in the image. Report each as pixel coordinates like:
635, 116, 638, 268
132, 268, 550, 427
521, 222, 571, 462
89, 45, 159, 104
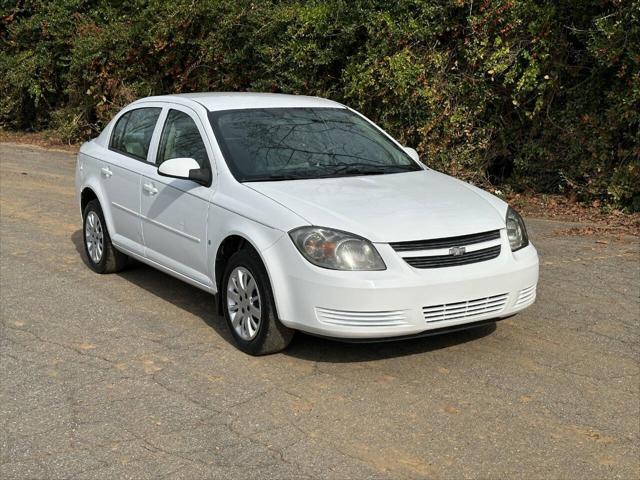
1, 144, 639, 479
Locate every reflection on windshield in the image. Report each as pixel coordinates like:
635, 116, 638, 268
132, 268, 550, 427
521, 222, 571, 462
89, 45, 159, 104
209, 107, 421, 181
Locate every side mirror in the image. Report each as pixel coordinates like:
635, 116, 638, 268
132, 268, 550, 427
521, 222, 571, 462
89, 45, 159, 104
403, 147, 420, 163
157, 157, 211, 186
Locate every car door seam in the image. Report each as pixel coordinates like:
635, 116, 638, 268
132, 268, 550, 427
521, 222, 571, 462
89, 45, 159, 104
204, 189, 215, 281
208, 201, 287, 232
241, 184, 312, 226
138, 173, 145, 248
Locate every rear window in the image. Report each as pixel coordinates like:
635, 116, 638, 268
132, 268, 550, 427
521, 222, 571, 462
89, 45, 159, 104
110, 107, 161, 161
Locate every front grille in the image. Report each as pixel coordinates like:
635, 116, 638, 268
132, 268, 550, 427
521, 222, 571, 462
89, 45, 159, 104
423, 293, 508, 323
315, 307, 409, 328
390, 230, 501, 252
404, 245, 501, 269
515, 285, 536, 307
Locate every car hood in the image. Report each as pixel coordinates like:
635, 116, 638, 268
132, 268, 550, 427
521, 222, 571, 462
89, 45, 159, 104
245, 170, 506, 243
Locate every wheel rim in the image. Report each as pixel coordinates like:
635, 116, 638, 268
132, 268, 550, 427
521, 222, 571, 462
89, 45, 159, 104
85, 211, 104, 264
227, 267, 261, 341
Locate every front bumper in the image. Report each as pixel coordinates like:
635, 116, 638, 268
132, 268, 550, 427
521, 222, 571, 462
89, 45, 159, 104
262, 230, 539, 339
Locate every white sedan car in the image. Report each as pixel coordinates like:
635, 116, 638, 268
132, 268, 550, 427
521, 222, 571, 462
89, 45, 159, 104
75, 93, 538, 355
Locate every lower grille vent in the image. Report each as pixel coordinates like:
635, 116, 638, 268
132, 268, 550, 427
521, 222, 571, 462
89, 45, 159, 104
423, 293, 508, 323
316, 307, 409, 328
515, 285, 537, 307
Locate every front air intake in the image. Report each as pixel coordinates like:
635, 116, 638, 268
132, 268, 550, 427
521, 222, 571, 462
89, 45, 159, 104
423, 293, 508, 323
390, 230, 501, 252
404, 245, 501, 269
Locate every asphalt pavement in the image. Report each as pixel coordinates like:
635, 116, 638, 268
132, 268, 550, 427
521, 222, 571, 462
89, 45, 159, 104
1, 144, 638, 479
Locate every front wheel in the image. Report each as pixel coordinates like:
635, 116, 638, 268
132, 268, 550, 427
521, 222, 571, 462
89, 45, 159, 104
222, 248, 293, 355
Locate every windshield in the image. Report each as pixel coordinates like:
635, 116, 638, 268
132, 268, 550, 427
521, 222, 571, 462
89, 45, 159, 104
208, 107, 422, 182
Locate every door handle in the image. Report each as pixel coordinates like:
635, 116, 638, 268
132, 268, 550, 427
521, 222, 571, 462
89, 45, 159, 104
143, 182, 158, 195
101, 167, 113, 178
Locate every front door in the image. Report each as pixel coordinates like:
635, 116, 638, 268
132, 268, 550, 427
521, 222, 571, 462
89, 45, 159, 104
140, 107, 214, 288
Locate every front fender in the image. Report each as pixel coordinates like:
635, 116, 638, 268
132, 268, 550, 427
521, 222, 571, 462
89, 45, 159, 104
207, 202, 286, 295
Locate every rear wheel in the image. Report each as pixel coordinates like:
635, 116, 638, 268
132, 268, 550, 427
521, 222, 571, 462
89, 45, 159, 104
83, 200, 128, 274
222, 248, 293, 355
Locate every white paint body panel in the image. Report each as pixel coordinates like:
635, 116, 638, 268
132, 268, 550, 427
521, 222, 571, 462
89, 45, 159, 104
262, 230, 538, 338
99, 152, 145, 256
245, 170, 506, 242
75, 93, 539, 340
141, 171, 213, 287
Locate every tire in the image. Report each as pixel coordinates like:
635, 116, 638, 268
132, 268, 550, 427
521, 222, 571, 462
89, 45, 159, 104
82, 199, 128, 274
222, 248, 294, 355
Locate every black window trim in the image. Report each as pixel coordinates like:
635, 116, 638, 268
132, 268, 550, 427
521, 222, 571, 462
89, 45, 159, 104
155, 108, 214, 185
108, 106, 162, 164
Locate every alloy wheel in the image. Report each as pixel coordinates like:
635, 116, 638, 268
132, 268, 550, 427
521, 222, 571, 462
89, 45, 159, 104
227, 267, 262, 340
85, 211, 104, 264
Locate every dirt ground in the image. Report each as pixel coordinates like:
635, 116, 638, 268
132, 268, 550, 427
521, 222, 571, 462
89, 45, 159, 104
1, 144, 638, 479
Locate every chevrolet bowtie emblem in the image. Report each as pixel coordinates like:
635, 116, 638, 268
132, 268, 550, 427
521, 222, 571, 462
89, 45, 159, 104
449, 246, 466, 256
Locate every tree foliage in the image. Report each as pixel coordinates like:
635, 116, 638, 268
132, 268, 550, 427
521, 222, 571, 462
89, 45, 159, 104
1, 0, 638, 209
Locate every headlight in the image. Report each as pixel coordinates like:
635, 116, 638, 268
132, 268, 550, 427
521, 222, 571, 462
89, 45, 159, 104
505, 207, 529, 251
289, 227, 386, 271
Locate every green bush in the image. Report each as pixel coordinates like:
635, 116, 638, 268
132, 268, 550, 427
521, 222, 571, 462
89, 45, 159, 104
1, 0, 638, 210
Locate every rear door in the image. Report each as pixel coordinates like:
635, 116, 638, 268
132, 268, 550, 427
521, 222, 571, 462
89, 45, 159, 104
140, 105, 214, 289
102, 106, 162, 255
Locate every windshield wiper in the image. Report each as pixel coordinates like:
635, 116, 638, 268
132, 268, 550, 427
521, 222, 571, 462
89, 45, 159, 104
245, 170, 317, 182
326, 163, 419, 176
243, 163, 419, 182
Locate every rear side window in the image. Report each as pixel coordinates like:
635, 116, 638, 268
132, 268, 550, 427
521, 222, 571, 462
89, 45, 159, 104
157, 110, 209, 169
110, 107, 161, 161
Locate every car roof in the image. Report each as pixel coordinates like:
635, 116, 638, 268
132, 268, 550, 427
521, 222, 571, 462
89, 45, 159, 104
137, 92, 344, 112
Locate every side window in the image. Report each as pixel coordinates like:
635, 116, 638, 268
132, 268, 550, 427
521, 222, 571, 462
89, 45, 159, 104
110, 107, 161, 161
157, 110, 209, 169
